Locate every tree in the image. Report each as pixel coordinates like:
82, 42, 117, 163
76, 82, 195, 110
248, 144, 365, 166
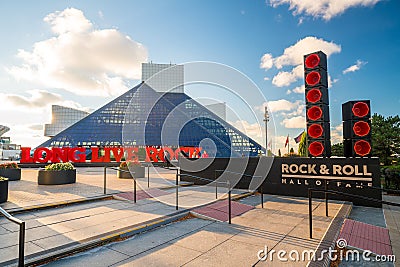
289, 147, 294, 155
298, 131, 308, 157
331, 143, 344, 157
278, 149, 281, 157
372, 113, 400, 165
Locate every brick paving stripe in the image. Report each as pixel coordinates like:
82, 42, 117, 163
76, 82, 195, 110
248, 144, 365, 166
115, 188, 170, 201
338, 219, 393, 256
192, 200, 254, 221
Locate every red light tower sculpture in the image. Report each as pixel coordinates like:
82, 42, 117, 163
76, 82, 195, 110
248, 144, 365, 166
342, 100, 372, 157
304, 51, 331, 157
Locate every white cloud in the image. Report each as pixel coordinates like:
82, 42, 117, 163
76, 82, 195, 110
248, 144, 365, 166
272, 64, 303, 87
292, 85, 305, 94
282, 102, 305, 117
260, 36, 341, 87
7, 8, 148, 97
260, 53, 274, 70
331, 124, 343, 144
343, 60, 367, 74
28, 124, 44, 131
7, 124, 48, 148
268, 0, 382, 21
273, 37, 341, 69
0, 90, 88, 112
44, 8, 92, 34
286, 89, 292, 95
282, 116, 305, 129
266, 99, 301, 112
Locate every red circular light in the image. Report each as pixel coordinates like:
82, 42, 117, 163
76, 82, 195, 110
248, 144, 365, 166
352, 102, 369, 118
307, 106, 323, 121
308, 124, 324, 138
305, 54, 320, 69
353, 121, 370, 137
306, 71, 321, 86
306, 89, 322, 103
353, 140, 371, 156
308, 141, 324, 156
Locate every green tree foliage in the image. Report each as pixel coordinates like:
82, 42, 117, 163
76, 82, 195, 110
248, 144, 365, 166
298, 131, 308, 157
372, 113, 400, 165
331, 143, 344, 157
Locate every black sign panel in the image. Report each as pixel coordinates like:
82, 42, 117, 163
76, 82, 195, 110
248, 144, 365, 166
179, 157, 381, 207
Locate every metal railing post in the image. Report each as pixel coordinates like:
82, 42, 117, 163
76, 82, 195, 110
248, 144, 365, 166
147, 165, 150, 188
228, 181, 232, 224
18, 222, 25, 267
103, 166, 107, 195
0, 207, 25, 267
261, 187, 264, 208
175, 171, 179, 210
215, 171, 218, 199
325, 181, 328, 217
133, 177, 137, 203
309, 189, 313, 239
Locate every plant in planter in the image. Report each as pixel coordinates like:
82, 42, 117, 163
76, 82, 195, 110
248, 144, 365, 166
0, 162, 21, 181
38, 162, 76, 185
118, 161, 133, 179
0, 177, 9, 203
118, 161, 145, 179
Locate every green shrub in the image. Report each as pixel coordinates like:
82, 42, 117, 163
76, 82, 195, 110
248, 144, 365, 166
45, 162, 75, 171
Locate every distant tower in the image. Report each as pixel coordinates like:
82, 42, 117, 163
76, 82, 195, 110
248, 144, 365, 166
141, 63, 184, 93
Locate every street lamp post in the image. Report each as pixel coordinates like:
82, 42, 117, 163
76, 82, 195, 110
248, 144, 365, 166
263, 106, 269, 156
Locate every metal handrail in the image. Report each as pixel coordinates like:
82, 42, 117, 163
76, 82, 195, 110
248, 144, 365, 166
104, 166, 137, 202
177, 173, 232, 224
216, 170, 263, 207
215, 169, 262, 178
0, 207, 25, 267
308, 188, 400, 239
178, 173, 228, 185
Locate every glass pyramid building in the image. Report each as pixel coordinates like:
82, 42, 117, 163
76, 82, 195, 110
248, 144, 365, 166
38, 82, 264, 157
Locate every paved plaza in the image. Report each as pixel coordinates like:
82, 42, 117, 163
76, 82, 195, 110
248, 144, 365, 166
0, 167, 399, 266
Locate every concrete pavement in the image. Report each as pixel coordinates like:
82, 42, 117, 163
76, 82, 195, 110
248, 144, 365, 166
383, 194, 400, 266
1, 167, 180, 210
39, 194, 348, 266
1, 167, 398, 266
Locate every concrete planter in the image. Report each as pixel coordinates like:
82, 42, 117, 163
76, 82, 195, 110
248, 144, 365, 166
38, 169, 76, 185
0, 179, 8, 203
117, 166, 145, 178
117, 166, 145, 179
117, 168, 133, 179
0, 168, 21, 181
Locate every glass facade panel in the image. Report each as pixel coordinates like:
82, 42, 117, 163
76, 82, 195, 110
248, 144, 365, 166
38, 83, 264, 157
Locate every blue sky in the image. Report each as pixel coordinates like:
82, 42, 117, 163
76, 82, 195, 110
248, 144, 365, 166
0, 0, 399, 153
